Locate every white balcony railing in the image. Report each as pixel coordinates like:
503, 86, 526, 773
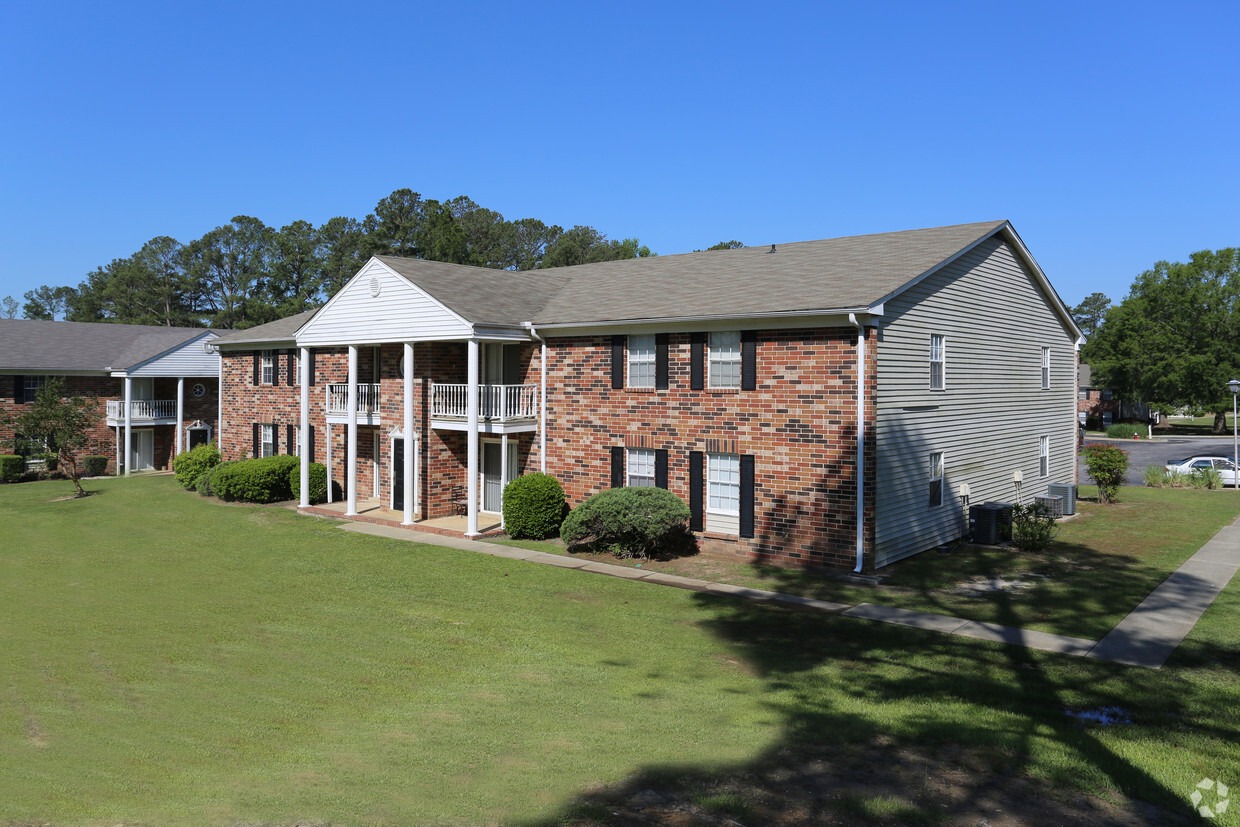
431, 383, 538, 421
106, 399, 176, 420
325, 383, 381, 415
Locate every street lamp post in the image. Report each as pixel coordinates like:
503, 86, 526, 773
1228, 379, 1240, 491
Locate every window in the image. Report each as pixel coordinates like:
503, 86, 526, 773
626, 448, 655, 487
261, 350, 275, 385
1039, 436, 1049, 477
708, 331, 741, 388
928, 451, 943, 507
627, 334, 656, 388
929, 334, 945, 390
1078, 389, 1088, 399
260, 424, 275, 458
707, 453, 741, 514
1102, 388, 1113, 401
1041, 347, 1050, 390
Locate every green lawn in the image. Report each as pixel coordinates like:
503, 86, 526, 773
3, 476, 1239, 824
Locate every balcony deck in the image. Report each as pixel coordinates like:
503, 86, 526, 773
105, 399, 178, 424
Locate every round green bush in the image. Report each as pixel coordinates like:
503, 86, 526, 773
173, 442, 221, 490
502, 472, 567, 539
560, 486, 692, 559
289, 462, 332, 505
196, 460, 235, 496
211, 455, 299, 503
82, 455, 109, 477
0, 455, 23, 483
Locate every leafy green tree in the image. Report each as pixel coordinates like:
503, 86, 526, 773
417, 199, 470, 264
541, 226, 654, 269
183, 216, 274, 328
700, 240, 745, 251
0, 378, 99, 497
318, 216, 367, 298
269, 220, 324, 315
22, 285, 76, 320
1071, 291, 1111, 339
506, 217, 563, 271
1, 295, 18, 319
362, 188, 425, 258
1082, 444, 1130, 504
1084, 249, 1240, 432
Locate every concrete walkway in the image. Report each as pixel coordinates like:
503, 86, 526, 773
333, 518, 1240, 669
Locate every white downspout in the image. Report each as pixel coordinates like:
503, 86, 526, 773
402, 342, 415, 524
346, 345, 359, 516
176, 377, 184, 457
525, 324, 548, 474
466, 338, 480, 536
848, 314, 867, 573
299, 346, 310, 509
123, 376, 132, 477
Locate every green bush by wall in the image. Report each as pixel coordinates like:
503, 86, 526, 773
211, 455, 299, 503
0, 455, 23, 483
560, 486, 692, 559
173, 443, 221, 490
502, 473, 567, 539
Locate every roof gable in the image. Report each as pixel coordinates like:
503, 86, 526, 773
0, 319, 214, 373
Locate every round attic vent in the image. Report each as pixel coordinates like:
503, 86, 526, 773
369, 276, 382, 297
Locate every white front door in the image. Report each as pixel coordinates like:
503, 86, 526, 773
129, 429, 154, 471
481, 441, 518, 513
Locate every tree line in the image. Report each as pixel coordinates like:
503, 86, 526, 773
4, 189, 739, 330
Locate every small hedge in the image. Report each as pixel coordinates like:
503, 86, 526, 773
560, 486, 692, 559
210, 455, 300, 503
1105, 422, 1143, 440
196, 461, 235, 496
82, 455, 109, 477
0, 455, 22, 483
502, 473, 567, 539
289, 462, 333, 505
173, 442, 221, 490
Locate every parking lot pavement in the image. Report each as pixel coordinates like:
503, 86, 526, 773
1079, 434, 1239, 485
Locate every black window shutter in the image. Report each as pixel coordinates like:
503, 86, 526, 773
14, 375, 24, 404
611, 336, 625, 389
740, 454, 755, 538
252, 352, 260, 385
610, 446, 624, 488
286, 424, 295, 455
252, 423, 259, 457
690, 333, 705, 390
689, 450, 704, 531
308, 425, 315, 463
655, 449, 668, 489
271, 422, 279, 454
308, 349, 316, 386
286, 349, 295, 386
741, 330, 757, 391
655, 334, 669, 390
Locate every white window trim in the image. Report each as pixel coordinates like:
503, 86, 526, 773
626, 447, 655, 487
706, 452, 741, 515
261, 350, 275, 385
929, 451, 944, 507
1041, 347, 1050, 390
930, 334, 945, 391
1039, 436, 1049, 477
708, 331, 741, 389
260, 423, 275, 458
627, 334, 656, 389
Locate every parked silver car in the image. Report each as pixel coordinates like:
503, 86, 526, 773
1165, 456, 1240, 485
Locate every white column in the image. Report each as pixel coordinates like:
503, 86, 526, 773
402, 342, 415, 524
346, 345, 359, 516
540, 338, 547, 473
500, 431, 508, 530
114, 427, 120, 476
123, 377, 132, 477
466, 339, 480, 536
326, 423, 333, 503
175, 377, 184, 456
299, 346, 310, 508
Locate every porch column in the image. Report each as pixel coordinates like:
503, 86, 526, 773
346, 345, 359, 516
540, 338, 547, 473
326, 423, 333, 503
402, 342, 415, 525
123, 376, 132, 477
299, 346, 310, 509
176, 377, 184, 457
500, 431, 508, 530
466, 338, 480, 536
114, 427, 120, 476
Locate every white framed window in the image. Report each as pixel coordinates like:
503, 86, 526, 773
708, 331, 741, 388
23, 375, 47, 400
1039, 436, 1049, 477
627, 334, 656, 388
1102, 388, 1112, 401
626, 448, 655, 487
928, 451, 943, 507
261, 350, 275, 385
293, 425, 301, 457
707, 453, 741, 514
260, 424, 275, 458
930, 334, 945, 390
1041, 347, 1050, 390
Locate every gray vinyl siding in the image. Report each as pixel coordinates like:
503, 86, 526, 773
873, 235, 1078, 567
127, 333, 220, 377
297, 260, 473, 346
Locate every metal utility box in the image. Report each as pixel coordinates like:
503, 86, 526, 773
1034, 494, 1064, 519
970, 503, 1006, 545
983, 501, 1014, 542
1046, 483, 1077, 515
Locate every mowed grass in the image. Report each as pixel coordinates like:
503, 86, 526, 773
3, 475, 1240, 824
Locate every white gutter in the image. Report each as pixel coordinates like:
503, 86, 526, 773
532, 306, 878, 331
848, 313, 867, 573
524, 323, 548, 473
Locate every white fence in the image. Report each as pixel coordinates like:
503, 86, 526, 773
106, 399, 176, 420
325, 383, 381, 415
431, 383, 538, 421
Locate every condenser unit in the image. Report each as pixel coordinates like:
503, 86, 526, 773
970, 503, 1003, 545
983, 501, 1014, 542
1047, 483, 1077, 515
1034, 494, 1064, 519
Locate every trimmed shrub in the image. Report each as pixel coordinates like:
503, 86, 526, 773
502, 473, 567, 539
560, 486, 692, 560
196, 460, 235, 496
173, 442, 221, 490
1011, 502, 1058, 552
289, 462, 332, 505
82, 455, 109, 477
1083, 444, 1130, 504
211, 455, 299, 503
0, 454, 22, 483
1105, 422, 1142, 440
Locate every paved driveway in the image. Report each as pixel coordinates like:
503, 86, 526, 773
1079, 435, 1240, 486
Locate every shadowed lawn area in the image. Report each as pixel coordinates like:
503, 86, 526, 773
2, 476, 1238, 824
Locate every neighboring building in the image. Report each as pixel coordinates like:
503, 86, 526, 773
1077, 363, 1152, 427
214, 220, 1082, 571
0, 320, 220, 474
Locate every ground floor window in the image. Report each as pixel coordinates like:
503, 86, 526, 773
627, 447, 655, 487
928, 451, 943, 507
261, 424, 275, 458
1039, 436, 1049, 477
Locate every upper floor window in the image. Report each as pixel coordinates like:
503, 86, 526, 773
628, 334, 656, 389
1041, 347, 1050, 390
709, 331, 741, 388
261, 350, 275, 385
626, 448, 655, 487
928, 451, 943, 507
930, 334, 945, 390
1102, 388, 1113, 401
24, 375, 47, 400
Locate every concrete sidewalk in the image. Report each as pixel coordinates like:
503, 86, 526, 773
333, 517, 1240, 669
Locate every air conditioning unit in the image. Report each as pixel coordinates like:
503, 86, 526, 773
970, 503, 1003, 545
983, 501, 1014, 542
1035, 494, 1064, 519
1047, 483, 1076, 515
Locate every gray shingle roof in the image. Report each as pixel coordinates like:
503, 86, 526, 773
0, 319, 212, 372
374, 257, 570, 326
211, 309, 319, 347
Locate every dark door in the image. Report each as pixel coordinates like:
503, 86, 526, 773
188, 429, 208, 449
392, 438, 404, 510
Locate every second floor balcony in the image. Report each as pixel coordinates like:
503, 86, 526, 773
106, 399, 176, 422
326, 383, 381, 421
322, 381, 538, 432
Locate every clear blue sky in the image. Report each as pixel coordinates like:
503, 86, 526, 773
2, 0, 1236, 312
